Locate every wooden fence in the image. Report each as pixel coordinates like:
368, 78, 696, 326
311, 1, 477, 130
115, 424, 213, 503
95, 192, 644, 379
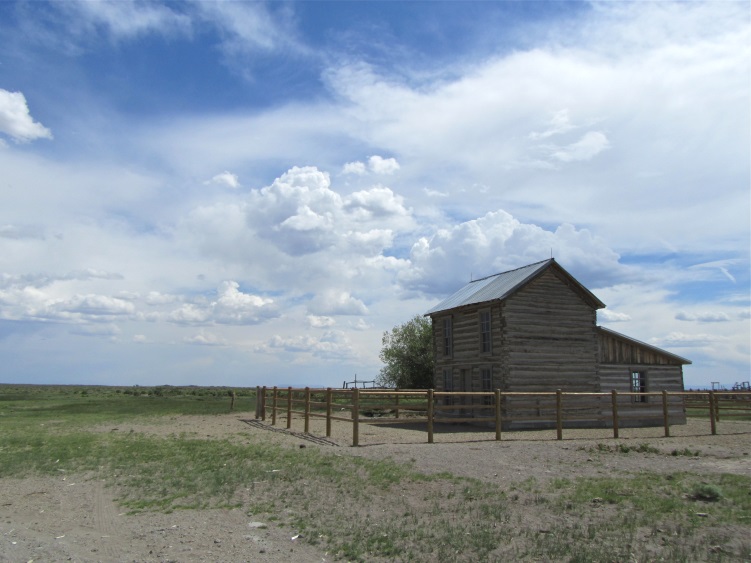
253, 387, 751, 447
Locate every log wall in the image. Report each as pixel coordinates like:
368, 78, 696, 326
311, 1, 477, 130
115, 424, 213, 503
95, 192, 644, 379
433, 302, 505, 397
503, 269, 599, 392
598, 364, 686, 425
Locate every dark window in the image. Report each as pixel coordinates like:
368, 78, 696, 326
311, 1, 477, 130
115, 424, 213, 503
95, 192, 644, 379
443, 368, 453, 406
631, 371, 647, 403
481, 367, 492, 405
480, 310, 491, 353
443, 317, 453, 356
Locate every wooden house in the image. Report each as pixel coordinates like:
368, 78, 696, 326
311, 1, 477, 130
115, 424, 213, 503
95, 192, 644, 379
425, 259, 690, 428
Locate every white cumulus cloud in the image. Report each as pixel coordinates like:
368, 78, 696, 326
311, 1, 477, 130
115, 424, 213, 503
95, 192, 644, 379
345, 186, 410, 219
399, 209, 626, 295
165, 281, 278, 326
368, 155, 400, 175
342, 161, 367, 175
308, 315, 336, 328
242, 166, 413, 258
308, 291, 368, 316
206, 171, 240, 189
0, 90, 53, 143
342, 156, 400, 176
213, 281, 276, 325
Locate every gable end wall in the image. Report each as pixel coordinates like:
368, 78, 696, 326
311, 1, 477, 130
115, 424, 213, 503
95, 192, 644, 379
503, 269, 599, 392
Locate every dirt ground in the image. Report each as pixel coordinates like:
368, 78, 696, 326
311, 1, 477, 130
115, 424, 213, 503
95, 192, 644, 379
1, 415, 749, 562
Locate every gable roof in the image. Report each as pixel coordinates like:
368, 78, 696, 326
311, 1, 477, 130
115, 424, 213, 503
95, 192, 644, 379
425, 258, 605, 315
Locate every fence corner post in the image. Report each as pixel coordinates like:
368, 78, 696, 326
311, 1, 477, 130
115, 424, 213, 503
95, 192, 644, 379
556, 389, 563, 440
611, 390, 619, 439
427, 389, 434, 444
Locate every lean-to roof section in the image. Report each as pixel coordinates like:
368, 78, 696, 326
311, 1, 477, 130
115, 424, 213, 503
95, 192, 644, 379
598, 326, 692, 365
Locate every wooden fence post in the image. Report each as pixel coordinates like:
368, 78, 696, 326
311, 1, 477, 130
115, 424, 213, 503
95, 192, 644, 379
427, 389, 434, 444
286, 387, 292, 429
255, 386, 261, 419
352, 388, 360, 447
271, 386, 278, 426
611, 390, 619, 439
495, 389, 502, 441
261, 386, 267, 421
662, 390, 670, 437
715, 393, 721, 422
709, 391, 717, 435
556, 389, 563, 440
395, 389, 400, 419
326, 387, 332, 438
304, 387, 311, 434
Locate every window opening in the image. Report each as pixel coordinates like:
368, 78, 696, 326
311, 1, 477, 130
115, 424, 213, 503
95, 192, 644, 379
631, 371, 647, 403
443, 317, 453, 356
480, 310, 491, 353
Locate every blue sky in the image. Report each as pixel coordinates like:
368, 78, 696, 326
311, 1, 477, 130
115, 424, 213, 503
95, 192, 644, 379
0, 0, 748, 389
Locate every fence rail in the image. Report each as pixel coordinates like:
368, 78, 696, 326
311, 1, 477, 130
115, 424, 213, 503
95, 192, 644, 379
253, 387, 751, 447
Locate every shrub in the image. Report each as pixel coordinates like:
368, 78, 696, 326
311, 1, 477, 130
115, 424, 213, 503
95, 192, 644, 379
691, 483, 722, 502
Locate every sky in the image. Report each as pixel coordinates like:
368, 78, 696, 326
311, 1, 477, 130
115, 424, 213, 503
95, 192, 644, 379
0, 1, 748, 390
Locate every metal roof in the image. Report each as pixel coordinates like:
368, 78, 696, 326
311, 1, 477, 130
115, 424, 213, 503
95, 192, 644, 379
425, 259, 555, 315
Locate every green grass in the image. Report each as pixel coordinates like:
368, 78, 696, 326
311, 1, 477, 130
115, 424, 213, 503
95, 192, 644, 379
672, 447, 701, 457
499, 472, 751, 562
686, 399, 751, 421
580, 442, 661, 455
1, 385, 750, 562
0, 384, 255, 428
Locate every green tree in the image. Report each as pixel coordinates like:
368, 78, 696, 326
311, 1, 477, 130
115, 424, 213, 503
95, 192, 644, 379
377, 315, 435, 389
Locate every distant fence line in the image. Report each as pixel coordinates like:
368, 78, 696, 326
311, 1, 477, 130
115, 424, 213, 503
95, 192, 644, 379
253, 387, 751, 447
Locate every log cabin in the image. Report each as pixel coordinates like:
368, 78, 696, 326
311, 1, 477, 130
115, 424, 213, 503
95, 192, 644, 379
425, 259, 690, 428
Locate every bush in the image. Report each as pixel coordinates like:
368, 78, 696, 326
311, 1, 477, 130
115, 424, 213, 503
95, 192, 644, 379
691, 483, 722, 502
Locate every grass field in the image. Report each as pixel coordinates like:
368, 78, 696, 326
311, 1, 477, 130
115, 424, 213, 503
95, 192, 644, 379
1, 384, 749, 562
